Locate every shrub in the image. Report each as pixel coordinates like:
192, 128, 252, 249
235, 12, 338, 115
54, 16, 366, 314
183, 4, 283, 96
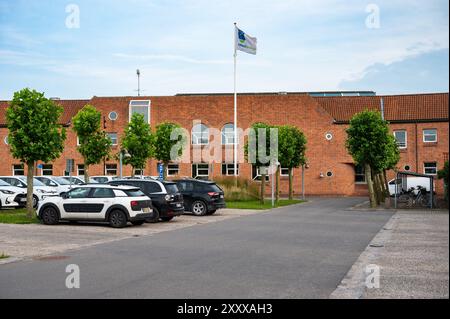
213, 176, 260, 201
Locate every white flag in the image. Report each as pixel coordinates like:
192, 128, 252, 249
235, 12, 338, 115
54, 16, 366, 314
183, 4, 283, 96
235, 26, 257, 55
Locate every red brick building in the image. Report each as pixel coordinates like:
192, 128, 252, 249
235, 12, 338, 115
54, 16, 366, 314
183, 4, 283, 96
0, 92, 448, 196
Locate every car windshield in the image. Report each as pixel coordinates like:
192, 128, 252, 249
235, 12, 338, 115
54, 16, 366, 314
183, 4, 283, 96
53, 177, 71, 185
18, 176, 45, 186
0, 179, 10, 186
164, 183, 179, 194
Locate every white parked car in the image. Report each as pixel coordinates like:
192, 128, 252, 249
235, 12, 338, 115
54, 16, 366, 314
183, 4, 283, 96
0, 176, 59, 208
0, 179, 26, 209
37, 185, 155, 228
59, 176, 88, 185
90, 176, 120, 183
35, 176, 74, 195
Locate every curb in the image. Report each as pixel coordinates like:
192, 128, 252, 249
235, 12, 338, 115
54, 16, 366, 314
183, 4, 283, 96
329, 213, 398, 299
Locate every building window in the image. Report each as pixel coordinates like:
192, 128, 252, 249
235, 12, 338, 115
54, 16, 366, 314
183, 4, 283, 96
167, 164, 180, 176
77, 136, 80, 146
107, 133, 118, 146
105, 164, 117, 176
77, 164, 85, 176
129, 100, 150, 123
280, 167, 290, 176
42, 164, 53, 176
394, 130, 407, 149
13, 164, 24, 176
355, 164, 366, 183
251, 165, 270, 182
134, 168, 144, 176
192, 124, 209, 145
423, 129, 437, 143
192, 163, 209, 179
424, 162, 437, 175
221, 123, 236, 145
221, 163, 239, 176
4, 136, 8, 145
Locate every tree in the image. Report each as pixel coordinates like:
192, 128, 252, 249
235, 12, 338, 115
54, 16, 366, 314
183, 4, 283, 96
438, 161, 449, 201
277, 125, 307, 200
72, 105, 111, 182
121, 113, 154, 176
245, 122, 277, 204
153, 122, 186, 179
346, 110, 398, 208
6, 88, 66, 217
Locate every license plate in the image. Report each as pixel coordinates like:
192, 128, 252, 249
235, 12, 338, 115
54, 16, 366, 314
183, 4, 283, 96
220, 195, 224, 198
20, 198, 27, 202
176, 203, 182, 207
143, 207, 151, 213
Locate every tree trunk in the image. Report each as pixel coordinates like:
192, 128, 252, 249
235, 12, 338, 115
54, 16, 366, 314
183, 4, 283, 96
288, 168, 293, 200
260, 173, 266, 205
84, 163, 89, 183
383, 169, 390, 197
378, 172, 387, 200
163, 162, 168, 180
26, 161, 34, 218
377, 173, 386, 202
275, 166, 280, 204
365, 163, 377, 208
131, 166, 135, 178
373, 173, 381, 205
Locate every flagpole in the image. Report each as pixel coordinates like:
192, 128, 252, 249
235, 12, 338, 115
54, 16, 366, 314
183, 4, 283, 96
233, 22, 238, 178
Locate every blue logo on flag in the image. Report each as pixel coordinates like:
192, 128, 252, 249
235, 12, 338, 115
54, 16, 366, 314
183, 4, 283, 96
238, 29, 246, 43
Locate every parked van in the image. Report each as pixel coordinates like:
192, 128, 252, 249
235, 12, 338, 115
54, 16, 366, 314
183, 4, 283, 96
388, 177, 434, 195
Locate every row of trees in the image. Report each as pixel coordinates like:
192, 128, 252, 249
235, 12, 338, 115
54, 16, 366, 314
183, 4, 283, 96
244, 122, 307, 203
346, 110, 400, 208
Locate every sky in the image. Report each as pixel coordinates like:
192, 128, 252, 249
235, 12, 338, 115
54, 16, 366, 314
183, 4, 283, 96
0, 0, 448, 99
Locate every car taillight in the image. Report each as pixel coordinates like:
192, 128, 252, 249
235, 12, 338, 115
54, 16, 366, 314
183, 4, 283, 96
208, 192, 218, 197
130, 201, 138, 207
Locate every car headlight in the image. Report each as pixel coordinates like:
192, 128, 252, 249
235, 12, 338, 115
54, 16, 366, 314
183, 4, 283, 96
164, 194, 173, 201
37, 189, 49, 194
0, 190, 14, 194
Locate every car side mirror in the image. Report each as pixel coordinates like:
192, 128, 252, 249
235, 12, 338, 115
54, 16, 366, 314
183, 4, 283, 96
60, 192, 68, 199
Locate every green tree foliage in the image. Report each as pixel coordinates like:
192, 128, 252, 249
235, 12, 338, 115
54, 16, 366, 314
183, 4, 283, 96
72, 105, 111, 182
153, 122, 186, 179
346, 110, 400, 207
121, 113, 154, 175
277, 125, 307, 200
438, 161, 449, 201
6, 88, 66, 217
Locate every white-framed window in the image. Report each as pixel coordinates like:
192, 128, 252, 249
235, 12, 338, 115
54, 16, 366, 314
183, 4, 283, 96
280, 167, 290, 176
77, 164, 85, 176
251, 165, 270, 182
167, 164, 180, 176
107, 132, 118, 146
394, 130, 407, 149
134, 168, 144, 176
42, 164, 53, 176
129, 100, 150, 124
192, 124, 209, 145
221, 123, 236, 145
4, 136, 8, 145
13, 164, 24, 176
76, 136, 80, 146
424, 162, 437, 175
423, 129, 437, 143
221, 163, 239, 176
192, 163, 209, 179
105, 164, 117, 176
355, 164, 366, 183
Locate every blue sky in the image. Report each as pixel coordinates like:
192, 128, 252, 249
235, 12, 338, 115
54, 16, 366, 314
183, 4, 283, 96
0, 0, 448, 99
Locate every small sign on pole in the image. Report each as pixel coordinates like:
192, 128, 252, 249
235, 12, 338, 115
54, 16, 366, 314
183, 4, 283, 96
158, 163, 164, 181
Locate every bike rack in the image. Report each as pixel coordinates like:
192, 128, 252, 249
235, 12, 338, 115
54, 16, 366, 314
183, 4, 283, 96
394, 171, 434, 209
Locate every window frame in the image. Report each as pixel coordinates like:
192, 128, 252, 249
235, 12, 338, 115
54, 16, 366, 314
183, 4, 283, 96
192, 124, 209, 145
423, 162, 437, 175
107, 132, 118, 146
129, 100, 151, 124
167, 164, 180, 176
105, 164, 117, 176
354, 164, 366, 184
393, 130, 407, 149
221, 163, 239, 176
12, 164, 24, 176
192, 163, 209, 178
251, 165, 270, 182
423, 129, 437, 143
42, 164, 53, 176
221, 123, 237, 145
77, 164, 85, 176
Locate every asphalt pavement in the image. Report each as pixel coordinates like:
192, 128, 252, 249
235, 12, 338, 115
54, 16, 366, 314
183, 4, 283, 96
0, 197, 394, 298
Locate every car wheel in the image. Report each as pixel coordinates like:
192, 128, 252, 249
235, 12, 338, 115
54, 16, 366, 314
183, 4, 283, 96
160, 216, 174, 222
32, 195, 38, 209
146, 207, 160, 223
109, 210, 128, 228
41, 206, 59, 225
206, 209, 216, 215
131, 220, 145, 226
191, 200, 207, 216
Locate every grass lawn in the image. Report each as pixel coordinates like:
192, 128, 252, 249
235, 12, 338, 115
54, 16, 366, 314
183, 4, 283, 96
226, 199, 305, 210
0, 208, 40, 224
0, 252, 9, 259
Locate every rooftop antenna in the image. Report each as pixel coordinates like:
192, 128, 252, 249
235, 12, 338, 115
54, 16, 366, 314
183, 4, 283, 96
136, 69, 141, 96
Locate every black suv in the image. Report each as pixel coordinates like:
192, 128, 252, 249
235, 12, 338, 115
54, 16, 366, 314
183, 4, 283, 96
108, 179, 184, 222
174, 179, 225, 216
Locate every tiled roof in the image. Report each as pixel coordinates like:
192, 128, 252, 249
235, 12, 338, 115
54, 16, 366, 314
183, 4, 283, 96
0, 99, 89, 126
314, 93, 449, 123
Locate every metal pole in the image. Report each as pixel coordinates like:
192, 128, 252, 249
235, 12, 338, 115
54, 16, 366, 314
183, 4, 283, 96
302, 164, 305, 200
430, 176, 433, 209
395, 172, 398, 209
271, 170, 274, 207
233, 23, 238, 178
